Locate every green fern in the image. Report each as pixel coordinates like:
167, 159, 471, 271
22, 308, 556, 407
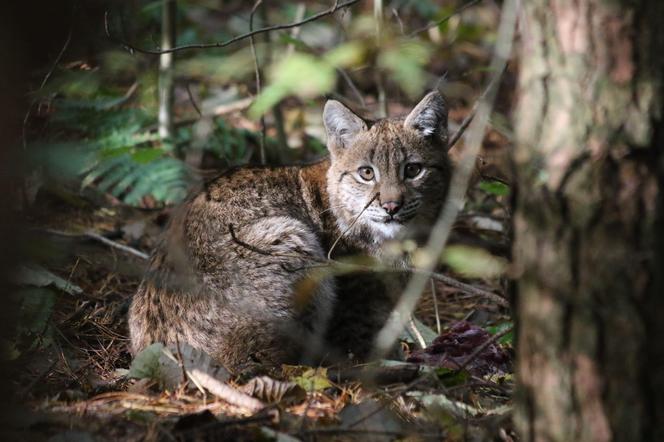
36, 79, 257, 207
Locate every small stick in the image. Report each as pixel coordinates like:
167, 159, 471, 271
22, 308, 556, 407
105, 0, 361, 56
408, 0, 483, 37
189, 369, 264, 412
408, 316, 427, 349
37, 228, 149, 260
426, 271, 509, 307
185, 83, 202, 117
249, 0, 267, 164
327, 192, 379, 260
455, 325, 513, 371
430, 279, 441, 334
448, 65, 506, 149
23, 27, 73, 149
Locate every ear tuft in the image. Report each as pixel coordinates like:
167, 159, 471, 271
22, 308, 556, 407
323, 100, 367, 151
404, 91, 448, 143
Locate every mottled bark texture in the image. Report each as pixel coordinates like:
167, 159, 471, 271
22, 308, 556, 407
513, 0, 664, 441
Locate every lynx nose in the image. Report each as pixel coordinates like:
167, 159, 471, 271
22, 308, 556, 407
381, 201, 402, 216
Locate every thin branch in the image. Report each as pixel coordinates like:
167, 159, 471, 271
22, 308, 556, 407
228, 224, 272, 256
84, 231, 150, 260
426, 272, 509, 307
327, 193, 379, 260
38, 228, 150, 260
447, 66, 506, 148
40, 29, 73, 90
408, 0, 483, 37
23, 27, 73, 150
391, 7, 405, 35
104, 0, 362, 55
408, 316, 427, 349
226, 224, 508, 307
431, 279, 441, 334
188, 369, 264, 412
371, 0, 518, 360
249, 0, 267, 164
300, 428, 442, 438
336, 67, 366, 109
185, 83, 202, 117
455, 326, 513, 371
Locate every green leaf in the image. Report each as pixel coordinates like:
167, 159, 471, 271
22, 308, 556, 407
478, 180, 510, 196
401, 317, 438, 346
377, 41, 432, 98
486, 322, 514, 345
323, 42, 365, 68
128, 343, 165, 381
292, 367, 332, 392
129, 342, 230, 390
249, 54, 335, 118
131, 148, 164, 164
12, 287, 57, 354
435, 367, 469, 387
442, 245, 507, 278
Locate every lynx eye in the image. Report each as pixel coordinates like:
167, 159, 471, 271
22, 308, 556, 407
404, 163, 423, 179
358, 166, 375, 181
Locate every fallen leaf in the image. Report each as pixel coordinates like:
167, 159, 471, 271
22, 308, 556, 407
241, 376, 306, 404
292, 367, 332, 392
406, 321, 512, 376
14, 264, 83, 296
128, 342, 230, 390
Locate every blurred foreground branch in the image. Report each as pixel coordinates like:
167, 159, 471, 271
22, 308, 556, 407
371, 0, 518, 360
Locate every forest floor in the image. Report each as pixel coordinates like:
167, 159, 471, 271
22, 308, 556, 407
10, 3, 517, 437
10, 139, 515, 441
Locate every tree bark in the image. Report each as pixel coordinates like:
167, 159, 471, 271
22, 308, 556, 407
513, 1, 664, 441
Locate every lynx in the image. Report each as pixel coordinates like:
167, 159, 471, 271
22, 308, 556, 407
129, 91, 452, 370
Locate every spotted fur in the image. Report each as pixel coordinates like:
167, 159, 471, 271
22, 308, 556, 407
129, 92, 452, 370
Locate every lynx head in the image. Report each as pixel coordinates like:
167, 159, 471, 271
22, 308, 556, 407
323, 91, 452, 245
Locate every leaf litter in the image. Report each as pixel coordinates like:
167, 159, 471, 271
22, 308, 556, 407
11, 180, 515, 441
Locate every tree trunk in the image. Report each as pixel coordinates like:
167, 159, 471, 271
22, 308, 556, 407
513, 1, 664, 441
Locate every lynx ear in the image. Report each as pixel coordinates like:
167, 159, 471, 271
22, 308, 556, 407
404, 91, 448, 144
323, 100, 367, 152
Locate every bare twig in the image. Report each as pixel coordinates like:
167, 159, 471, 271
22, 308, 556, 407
38, 228, 149, 260
227, 225, 508, 307
455, 326, 513, 371
187, 369, 265, 412
84, 231, 150, 260
185, 83, 202, 117
23, 27, 73, 149
228, 224, 272, 257
105, 0, 362, 55
249, 0, 267, 164
408, 0, 483, 37
408, 316, 427, 349
391, 8, 405, 35
174, 337, 188, 386
427, 272, 509, 307
336, 68, 366, 109
447, 66, 506, 148
150, 97, 253, 132
431, 279, 441, 334
371, 0, 518, 360
300, 428, 442, 438
327, 193, 379, 260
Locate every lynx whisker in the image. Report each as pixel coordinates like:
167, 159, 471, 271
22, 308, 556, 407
318, 204, 346, 216
327, 193, 379, 260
